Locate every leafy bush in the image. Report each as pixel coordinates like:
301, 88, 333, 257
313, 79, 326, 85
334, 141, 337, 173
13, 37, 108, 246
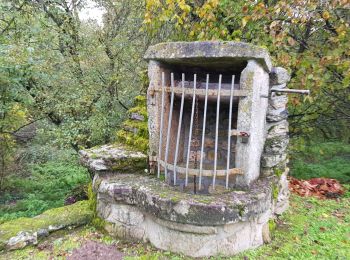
0, 161, 89, 223
290, 141, 350, 183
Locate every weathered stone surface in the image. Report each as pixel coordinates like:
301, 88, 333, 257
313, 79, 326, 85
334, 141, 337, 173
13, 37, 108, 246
0, 201, 92, 251
262, 223, 271, 244
130, 112, 145, 121
260, 159, 289, 177
261, 153, 287, 168
274, 169, 290, 215
235, 59, 270, 187
94, 173, 275, 257
144, 41, 272, 72
266, 120, 289, 138
266, 108, 289, 122
79, 144, 147, 173
264, 136, 289, 154
268, 93, 288, 110
94, 173, 272, 226
269, 67, 290, 85
6, 232, 37, 250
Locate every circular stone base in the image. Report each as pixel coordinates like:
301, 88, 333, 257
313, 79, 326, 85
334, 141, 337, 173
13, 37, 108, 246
93, 173, 274, 257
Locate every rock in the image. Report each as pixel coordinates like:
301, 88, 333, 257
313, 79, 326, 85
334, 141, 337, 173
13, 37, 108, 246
269, 67, 290, 85
79, 144, 147, 173
261, 153, 287, 168
7, 231, 38, 250
261, 159, 289, 176
264, 136, 289, 154
262, 223, 271, 244
266, 120, 289, 138
266, 108, 288, 122
130, 113, 145, 121
269, 94, 288, 110
123, 125, 139, 134
0, 201, 93, 251
275, 170, 290, 215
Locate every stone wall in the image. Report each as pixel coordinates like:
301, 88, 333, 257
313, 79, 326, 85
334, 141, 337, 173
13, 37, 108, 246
261, 67, 291, 215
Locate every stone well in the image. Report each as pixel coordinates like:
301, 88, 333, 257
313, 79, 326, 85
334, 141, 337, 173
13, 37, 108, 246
80, 41, 292, 257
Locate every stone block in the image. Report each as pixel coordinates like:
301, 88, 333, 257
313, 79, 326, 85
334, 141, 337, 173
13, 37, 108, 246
266, 108, 288, 122
264, 135, 289, 154
79, 144, 147, 173
261, 153, 287, 168
266, 120, 289, 138
270, 67, 290, 85
144, 41, 272, 72
130, 112, 145, 121
269, 94, 288, 110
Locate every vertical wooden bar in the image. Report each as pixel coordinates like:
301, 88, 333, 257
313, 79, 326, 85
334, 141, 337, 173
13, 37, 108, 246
164, 73, 175, 179
226, 75, 235, 189
213, 74, 222, 189
173, 73, 185, 185
157, 72, 165, 178
198, 74, 209, 190
185, 74, 197, 187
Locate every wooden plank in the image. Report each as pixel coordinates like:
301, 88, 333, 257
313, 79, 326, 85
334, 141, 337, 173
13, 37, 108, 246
157, 159, 243, 177
154, 86, 248, 97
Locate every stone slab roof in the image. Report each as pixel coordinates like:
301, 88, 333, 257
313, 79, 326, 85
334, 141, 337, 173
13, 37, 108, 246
144, 41, 272, 72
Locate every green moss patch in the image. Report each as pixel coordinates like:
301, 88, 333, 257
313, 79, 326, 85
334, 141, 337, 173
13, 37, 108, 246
0, 201, 93, 251
116, 95, 149, 153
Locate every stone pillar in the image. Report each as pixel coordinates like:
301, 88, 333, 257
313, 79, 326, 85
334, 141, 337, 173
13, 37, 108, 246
235, 60, 270, 188
147, 61, 162, 156
261, 67, 291, 215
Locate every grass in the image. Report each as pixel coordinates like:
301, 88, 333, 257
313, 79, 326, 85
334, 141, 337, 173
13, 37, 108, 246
1, 192, 349, 259
289, 141, 350, 183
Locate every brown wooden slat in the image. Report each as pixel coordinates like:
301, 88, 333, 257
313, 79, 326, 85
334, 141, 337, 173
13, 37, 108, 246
154, 86, 247, 97
157, 159, 243, 177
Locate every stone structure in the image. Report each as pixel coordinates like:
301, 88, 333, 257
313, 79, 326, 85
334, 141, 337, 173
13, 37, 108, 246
80, 42, 292, 257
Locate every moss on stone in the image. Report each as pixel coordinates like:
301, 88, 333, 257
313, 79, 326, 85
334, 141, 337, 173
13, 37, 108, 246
274, 168, 283, 177
269, 219, 276, 233
128, 106, 148, 119
272, 183, 279, 200
115, 95, 149, 154
237, 204, 246, 217
110, 156, 147, 173
134, 95, 147, 107
0, 201, 93, 251
116, 129, 148, 153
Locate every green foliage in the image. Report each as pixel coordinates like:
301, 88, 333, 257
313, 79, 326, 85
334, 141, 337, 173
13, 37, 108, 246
0, 0, 150, 153
290, 140, 350, 183
0, 160, 89, 223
